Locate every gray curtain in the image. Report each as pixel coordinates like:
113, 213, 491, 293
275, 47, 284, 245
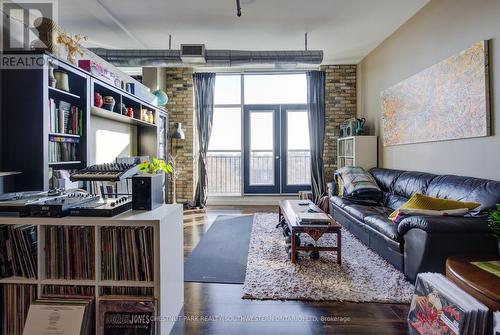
306, 71, 326, 205
193, 72, 216, 208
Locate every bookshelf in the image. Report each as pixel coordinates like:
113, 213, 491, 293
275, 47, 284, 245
0, 204, 184, 335
337, 136, 378, 170
0, 50, 168, 193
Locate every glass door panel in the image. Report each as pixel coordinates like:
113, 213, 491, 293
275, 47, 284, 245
250, 111, 274, 185
244, 105, 280, 194
281, 106, 311, 193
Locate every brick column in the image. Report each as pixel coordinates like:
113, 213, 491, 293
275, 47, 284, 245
320, 65, 357, 182
164, 68, 194, 204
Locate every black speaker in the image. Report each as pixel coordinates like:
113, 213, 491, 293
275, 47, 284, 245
132, 174, 164, 210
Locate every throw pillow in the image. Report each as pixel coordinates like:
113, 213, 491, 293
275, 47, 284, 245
389, 193, 480, 220
336, 166, 382, 201
391, 207, 470, 224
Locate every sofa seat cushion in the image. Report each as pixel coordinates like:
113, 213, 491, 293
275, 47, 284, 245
343, 204, 392, 222
364, 215, 399, 241
331, 196, 354, 209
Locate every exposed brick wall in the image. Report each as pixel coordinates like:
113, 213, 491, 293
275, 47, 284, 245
320, 65, 357, 182
164, 68, 194, 204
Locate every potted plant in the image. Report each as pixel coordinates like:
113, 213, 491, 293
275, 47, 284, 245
132, 158, 173, 210
488, 204, 500, 253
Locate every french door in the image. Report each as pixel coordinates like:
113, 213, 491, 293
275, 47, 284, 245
243, 105, 311, 194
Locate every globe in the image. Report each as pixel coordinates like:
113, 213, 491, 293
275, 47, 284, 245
152, 89, 169, 106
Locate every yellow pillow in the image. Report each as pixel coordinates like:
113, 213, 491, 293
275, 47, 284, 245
337, 176, 343, 196
389, 193, 481, 219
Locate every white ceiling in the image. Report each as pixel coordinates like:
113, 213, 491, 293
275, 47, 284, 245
57, 0, 429, 65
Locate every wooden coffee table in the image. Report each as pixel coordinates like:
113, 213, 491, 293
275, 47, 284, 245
446, 255, 500, 310
278, 200, 342, 264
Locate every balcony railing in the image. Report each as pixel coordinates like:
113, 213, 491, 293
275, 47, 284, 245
286, 150, 311, 185
207, 151, 241, 195
207, 150, 311, 195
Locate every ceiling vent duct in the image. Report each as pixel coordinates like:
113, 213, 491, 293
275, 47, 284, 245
90, 48, 323, 67
180, 44, 206, 63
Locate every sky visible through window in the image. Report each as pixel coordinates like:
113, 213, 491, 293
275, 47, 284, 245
209, 73, 307, 151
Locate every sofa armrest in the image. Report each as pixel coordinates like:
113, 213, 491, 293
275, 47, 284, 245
398, 215, 490, 236
327, 181, 338, 198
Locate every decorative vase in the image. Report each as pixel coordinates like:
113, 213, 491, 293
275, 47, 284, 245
102, 96, 115, 112
94, 93, 103, 108
127, 107, 134, 118
48, 64, 57, 88
54, 70, 69, 91
152, 89, 169, 107
121, 103, 127, 115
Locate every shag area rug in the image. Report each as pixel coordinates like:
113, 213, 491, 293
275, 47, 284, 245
242, 213, 414, 303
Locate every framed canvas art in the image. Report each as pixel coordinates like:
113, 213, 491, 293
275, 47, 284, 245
381, 41, 490, 146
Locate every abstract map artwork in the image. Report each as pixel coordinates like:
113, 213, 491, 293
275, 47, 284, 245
381, 41, 490, 146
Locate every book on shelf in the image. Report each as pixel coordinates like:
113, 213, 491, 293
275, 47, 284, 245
43, 284, 95, 297
1, 284, 37, 335
98, 297, 157, 335
23, 298, 94, 335
0, 225, 37, 279
101, 226, 154, 282
48, 137, 79, 163
100, 286, 154, 297
48, 99, 83, 135
44, 226, 95, 280
408, 273, 488, 335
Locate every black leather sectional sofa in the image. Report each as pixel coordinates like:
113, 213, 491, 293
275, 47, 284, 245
328, 168, 500, 283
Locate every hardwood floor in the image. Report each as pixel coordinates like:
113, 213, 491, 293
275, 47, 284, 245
171, 205, 410, 335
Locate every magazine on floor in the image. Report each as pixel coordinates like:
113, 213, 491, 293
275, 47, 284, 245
408, 273, 488, 335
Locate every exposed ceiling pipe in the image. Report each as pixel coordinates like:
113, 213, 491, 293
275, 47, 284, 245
89, 48, 324, 67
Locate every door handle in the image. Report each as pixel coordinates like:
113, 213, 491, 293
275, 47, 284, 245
276, 156, 280, 160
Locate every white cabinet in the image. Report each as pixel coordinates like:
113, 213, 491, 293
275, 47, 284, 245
337, 136, 378, 170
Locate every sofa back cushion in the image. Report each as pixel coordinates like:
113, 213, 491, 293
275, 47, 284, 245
393, 171, 436, 199
425, 175, 500, 215
369, 168, 404, 192
385, 193, 408, 211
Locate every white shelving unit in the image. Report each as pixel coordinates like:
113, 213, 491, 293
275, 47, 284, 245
337, 136, 378, 170
0, 204, 184, 335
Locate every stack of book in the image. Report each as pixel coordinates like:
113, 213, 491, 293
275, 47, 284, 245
48, 135, 80, 163
48, 99, 83, 135
408, 273, 488, 335
101, 226, 154, 281
0, 284, 37, 335
296, 212, 331, 225
0, 225, 37, 279
45, 226, 95, 280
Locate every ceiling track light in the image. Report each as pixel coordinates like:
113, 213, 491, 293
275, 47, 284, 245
236, 0, 242, 17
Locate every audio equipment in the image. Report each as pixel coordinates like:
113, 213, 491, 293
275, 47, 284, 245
26, 193, 100, 217
69, 196, 132, 217
70, 163, 140, 182
132, 174, 163, 210
340, 118, 358, 138
0, 190, 63, 214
